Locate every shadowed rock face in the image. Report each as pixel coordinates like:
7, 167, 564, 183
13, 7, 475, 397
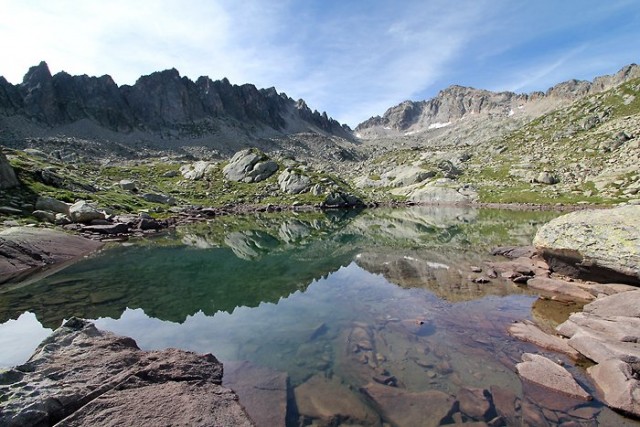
0, 318, 253, 427
0, 151, 19, 189
0, 61, 352, 139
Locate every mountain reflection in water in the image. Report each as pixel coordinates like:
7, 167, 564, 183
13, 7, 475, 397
2, 207, 634, 426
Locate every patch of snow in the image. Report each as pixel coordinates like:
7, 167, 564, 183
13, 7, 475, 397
428, 122, 451, 130
383, 126, 391, 130
427, 261, 450, 270
355, 132, 362, 138
508, 109, 515, 117
404, 130, 419, 136
517, 105, 524, 110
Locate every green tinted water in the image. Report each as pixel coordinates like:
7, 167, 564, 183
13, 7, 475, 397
0, 207, 636, 426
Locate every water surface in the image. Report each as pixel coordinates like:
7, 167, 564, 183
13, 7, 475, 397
1, 207, 636, 426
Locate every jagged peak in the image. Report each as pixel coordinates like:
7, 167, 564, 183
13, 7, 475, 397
22, 61, 52, 85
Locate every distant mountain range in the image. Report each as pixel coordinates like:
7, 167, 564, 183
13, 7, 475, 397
355, 64, 640, 139
0, 61, 351, 144
0, 61, 638, 160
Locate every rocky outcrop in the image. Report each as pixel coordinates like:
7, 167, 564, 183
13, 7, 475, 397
0, 151, 19, 189
0, 226, 103, 284
0, 61, 352, 139
223, 149, 278, 183
555, 290, 640, 417
533, 205, 640, 285
0, 318, 253, 426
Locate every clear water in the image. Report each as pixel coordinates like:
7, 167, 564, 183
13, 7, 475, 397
1, 207, 637, 426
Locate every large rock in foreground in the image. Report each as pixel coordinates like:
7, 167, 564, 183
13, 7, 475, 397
0, 227, 103, 284
0, 318, 253, 427
533, 205, 640, 285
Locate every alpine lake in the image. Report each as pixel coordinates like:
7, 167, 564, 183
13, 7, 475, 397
1, 206, 638, 426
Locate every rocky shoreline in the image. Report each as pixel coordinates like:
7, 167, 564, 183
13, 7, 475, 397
490, 205, 640, 418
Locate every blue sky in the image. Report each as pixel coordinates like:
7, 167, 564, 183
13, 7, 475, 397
0, 0, 639, 126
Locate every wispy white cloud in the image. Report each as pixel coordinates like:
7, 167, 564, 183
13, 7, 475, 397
0, 0, 638, 127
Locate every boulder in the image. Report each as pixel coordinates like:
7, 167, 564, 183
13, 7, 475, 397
0, 318, 253, 426
588, 359, 640, 417
69, 200, 105, 223
35, 196, 70, 215
277, 169, 312, 194
0, 226, 103, 284
141, 193, 176, 205
515, 353, 590, 400
0, 151, 19, 189
82, 223, 130, 235
32, 209, 57, 223
222, 149, 278, 183
535, 171, 559, 185
322, 191, 364, 208
533, 205, 640, 285
118, 179, 137, 191
180, 161, 216, 180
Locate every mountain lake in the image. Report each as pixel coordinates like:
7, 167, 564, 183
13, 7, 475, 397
1, 206, 638, 426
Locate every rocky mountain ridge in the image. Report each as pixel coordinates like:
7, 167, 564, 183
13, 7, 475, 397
355, 64, 640, 140
0, 61, 352, 149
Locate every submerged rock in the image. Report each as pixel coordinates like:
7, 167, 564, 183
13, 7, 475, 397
294, 375, 379, 426
0, 318, 253, 426
224, 361, 288, 427
361, 382, 455, 427
533, 205, 640, 285
515, 353, 590, 400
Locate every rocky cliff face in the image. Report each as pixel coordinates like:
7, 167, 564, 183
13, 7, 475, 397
356, 64, 640, 138
0, 61, 351, 140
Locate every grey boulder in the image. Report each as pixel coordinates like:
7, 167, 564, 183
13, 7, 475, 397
69, 200, 105, 223
533, 205, 640, 285
278, 169, 312, 194
223, 149, 278, 183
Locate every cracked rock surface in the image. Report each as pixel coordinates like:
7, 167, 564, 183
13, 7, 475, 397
0, 318, 253, 427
